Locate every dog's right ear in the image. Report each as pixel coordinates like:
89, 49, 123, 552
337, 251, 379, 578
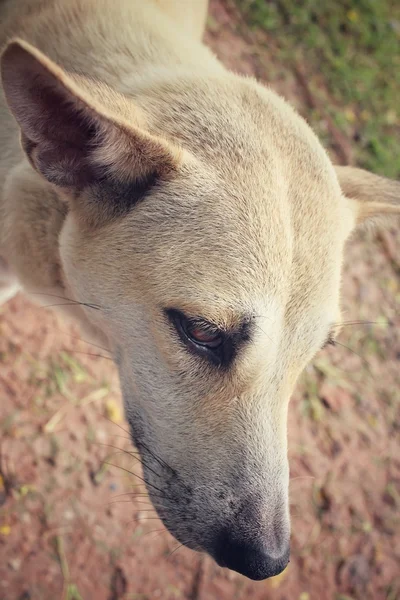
335, 166, 400, 227
1, 39, 181, 222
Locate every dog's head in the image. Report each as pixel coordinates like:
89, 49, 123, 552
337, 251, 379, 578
2, 40, 399, 580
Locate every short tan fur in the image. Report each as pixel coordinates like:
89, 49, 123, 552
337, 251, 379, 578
1, 0, 399, 581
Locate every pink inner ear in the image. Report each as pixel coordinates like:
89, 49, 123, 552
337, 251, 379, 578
27, 77, 96, 146
2, 41, 180, 201
2, 41, 101, 187
21, 76, 100, 187
21, 77, 99, 187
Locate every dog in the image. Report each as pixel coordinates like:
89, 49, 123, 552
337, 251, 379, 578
0, 0, 399, 581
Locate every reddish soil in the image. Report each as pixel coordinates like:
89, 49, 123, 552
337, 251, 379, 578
1, 2, 399, 599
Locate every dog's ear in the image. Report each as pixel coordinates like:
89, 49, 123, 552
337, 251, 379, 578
1, 39, 180, 221
335, 166, 400, 226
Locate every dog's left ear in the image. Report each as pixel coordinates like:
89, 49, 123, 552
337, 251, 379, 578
1, 38, 182, 224
335, 166, 400, 226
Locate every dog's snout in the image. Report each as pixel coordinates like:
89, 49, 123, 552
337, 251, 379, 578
213, 529, 290, 580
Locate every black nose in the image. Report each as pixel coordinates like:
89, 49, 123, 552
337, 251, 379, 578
214, 530, 290, 580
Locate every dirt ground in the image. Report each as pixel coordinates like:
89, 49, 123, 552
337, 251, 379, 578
1, 2, 399, 599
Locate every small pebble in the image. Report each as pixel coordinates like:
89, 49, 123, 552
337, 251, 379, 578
8, 558, 22, 572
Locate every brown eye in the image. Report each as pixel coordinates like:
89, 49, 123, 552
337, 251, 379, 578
167, 309, 224, 354
186, 323, 223, 348
166, 308, 242, 368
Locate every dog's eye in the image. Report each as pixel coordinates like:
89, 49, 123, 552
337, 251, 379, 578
166, 309, 224, 362
184, 321, 223, 348
173, 311, 223, 349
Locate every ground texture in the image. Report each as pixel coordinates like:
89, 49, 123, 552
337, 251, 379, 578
1, 2, 399, 599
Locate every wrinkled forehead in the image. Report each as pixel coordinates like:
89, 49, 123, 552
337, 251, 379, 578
112, 154, 345, 317
124, 173, 290, 297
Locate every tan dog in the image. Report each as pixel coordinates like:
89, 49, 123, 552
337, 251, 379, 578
0, 0, 399, 581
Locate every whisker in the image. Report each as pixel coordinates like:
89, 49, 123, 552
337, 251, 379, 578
124, 490, 167, 501
108, 501, 158, 512
103, 462, 167, 496
96, 442, 162, 480
106, 498, 157, 514
133, 500, 170, 511
102, 421, 186, 493
130, 517, 162, 522
108, 434, 131, 441
108, 500, 141, 505
78, 341, 111, 353
334, 320, 378, 328
137, 441, 192, 491
50, 324, 112, 354
112, 494, 156, 502
92, 441, 140, 456
30, 292, 102, 311
167, 542, 186, 558
333, 341, 371, 368
109, 492, 170, 510
41, 302, 96, 309
151, 504, 169, 512
138, 440, 175, 475
110, 492, 141, 500
116, 493, 150, 498
61, 331, 111, 353
103, 417, 131, 437
99, 449, 129, 462
252, 322, 274, 344
139, 528, 166, 538
65, 350, 113, 361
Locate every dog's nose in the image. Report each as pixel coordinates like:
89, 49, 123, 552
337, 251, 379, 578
214, 530, 290, 580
